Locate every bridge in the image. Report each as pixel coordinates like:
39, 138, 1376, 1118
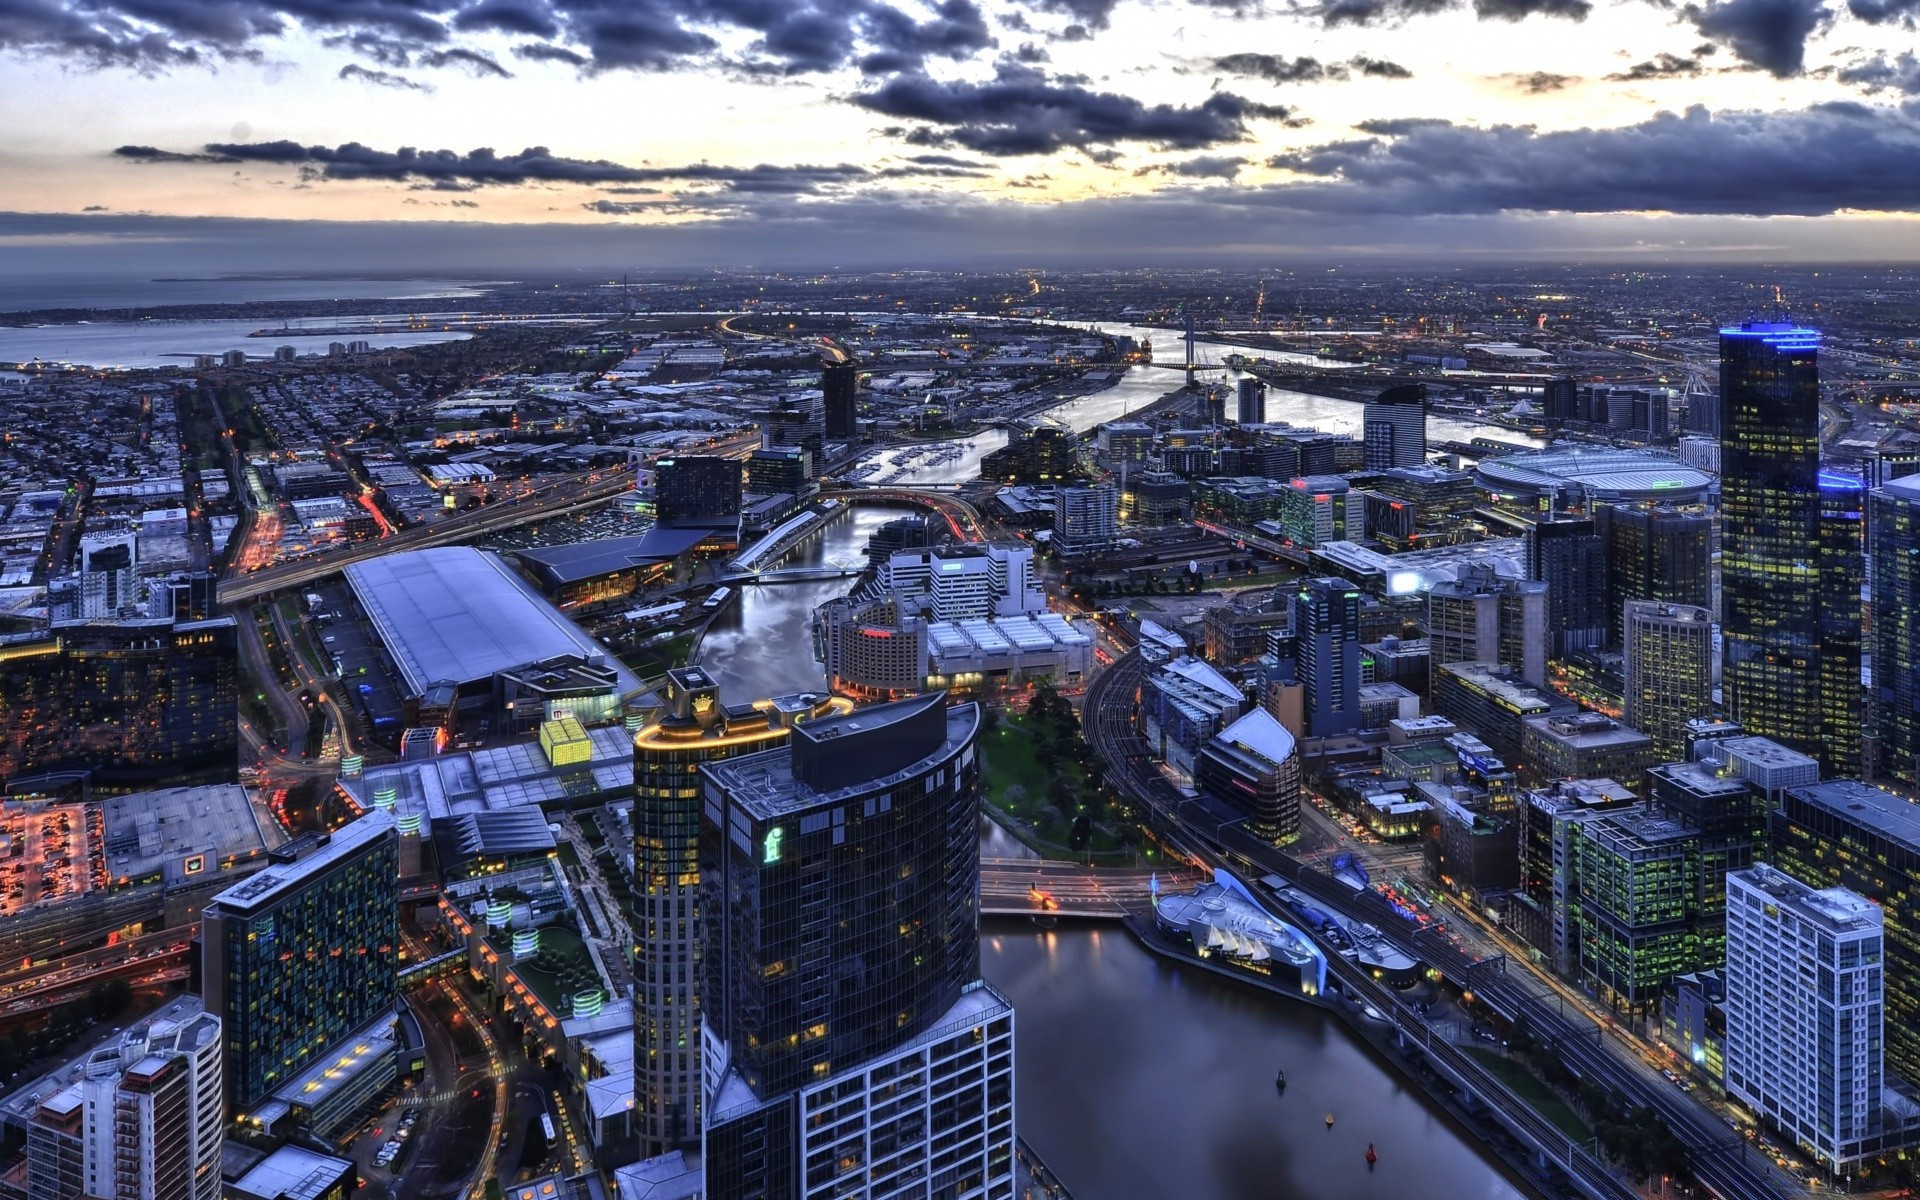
979, 857, 1205, 919
216, 466, 636, 606
821, 486, 987, 541
728, 500, 854, 574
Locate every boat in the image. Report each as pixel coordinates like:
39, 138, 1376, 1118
1324, 1113, 1335, 1129
1274, 1070, 1286, 1093
1366, 1144, 1377, 1168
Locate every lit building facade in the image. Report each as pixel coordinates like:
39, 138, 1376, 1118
1871, 474, 1920, 787
1424, 564, 1547, 689
1052, 483, 1117, 558
1195, 709, 1301, 844
1292, 577, 1362, 738
654, 456, 743, 527
1622, 601, 1714, 763
0, 617, 238, 795
200, 812, 399, 1112
1362, 383, 1426, 471
630, 669, 848, 1160
1526, 513, 1607, 659
1718, 323, 1824, 753
1595, 503, 1711, 644
1818, 470, 1865, 778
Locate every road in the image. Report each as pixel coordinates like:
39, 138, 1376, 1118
978, 858, 1201, 917
1081, 648, 1795, 1200
716, 314, 849, 363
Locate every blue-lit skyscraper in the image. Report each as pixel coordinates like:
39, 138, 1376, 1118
1718, 323, 1825, 756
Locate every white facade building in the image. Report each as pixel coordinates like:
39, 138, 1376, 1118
1724, 865, 1918, 1176
877, 543, 1045, 620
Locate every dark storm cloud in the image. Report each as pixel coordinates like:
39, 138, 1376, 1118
1845, 0, 1920, 23
511, 40, 587, 64
1687, 0, 1831, 75
1838, 50, 1920, 91
852, 64, 1298, 155
1261, 103, 1920, 216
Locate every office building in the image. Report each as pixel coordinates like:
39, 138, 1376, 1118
1818, 470, 1865, 777
1623, 601, 1714, 762
1275, 477, 1349, 548
816, 596, 1091, 700
1527, 513, 1607, 659
1235, 376, 1267, 426
1773, 780, 1920, 1084
1430, 661, 1576, 764
1521, 712, 1657, 789
1512, 779, 1639, 975
1292, 578, 1362, 738
1424, 563, 1548, 689
1052, 482, 1117, 558
1575, 805, 1701, 1015
1142, 656, 1248, 778
0, 616, 238, 795
700, 694, 1014, 1199
981, 425, 1082, 484
200, 812, 399, 1112
1724, 866, 1915, 1177
876, 543, 1045, 621
1595, 503, 1711, 642
1363, 383, 1426, 470
1195, 708, 1301, 844
1718, 323, 1824, 752
654, 456, 743, 527
1872, 475, 1920, 786
821, 362, 858, 439
17, 1006, 223, 1200
629, 670, 847, 1160
745, 448, 812, 498
1101, 422, 1155, 469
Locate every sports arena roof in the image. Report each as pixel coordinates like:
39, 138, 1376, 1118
345, 546, 640, 698
1475, 447, 1712, 504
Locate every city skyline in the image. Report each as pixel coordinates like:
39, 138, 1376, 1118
4, 0, 1920, 272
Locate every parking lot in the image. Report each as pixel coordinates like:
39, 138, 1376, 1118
309, 583, 405, 739
0, 801, 104, 916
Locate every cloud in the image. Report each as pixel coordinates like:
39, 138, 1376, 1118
1845, 0, 1920, 23
1504, 70, 1577, 90
111, 145, 243, 164
339, 63, 428, 89
1351, 56, 1414, 77
1315, 0, 1455, 24
1607, 51, 1710, 79
512, 41, 589, 65
853, 63, 1299, 155
418, 47, 511, 76
1472, 0, 1590, 18
1687, 0, 1831, 75
1209, 53, 1333, 83
1134, 154, 1248, 178
1261, 103, 1920, 217
1838, 50, 1920, 91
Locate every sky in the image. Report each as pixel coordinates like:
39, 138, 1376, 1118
2, 0, 1920, 271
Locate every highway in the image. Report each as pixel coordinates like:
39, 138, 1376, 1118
1081, 649, 1793, 1200
977, 858, 1202, 918
215, 465, 637, 606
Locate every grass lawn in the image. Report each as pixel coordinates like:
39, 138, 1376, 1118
979, 716, 1129, 856
1464, 1047, 1595, 1144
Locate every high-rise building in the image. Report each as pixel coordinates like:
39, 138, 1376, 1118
1871, 475, 1920, 787
876, 543, 1045, 620
1574, 805, 1701, 1015
1595, 503, 1711, 642
1292, 577, 1361, 737
745, 448, 812, 498
1235, 376, 1267, 425
1623, 601, 1714, 762
821, 361, 858, 439
1053, 483, 1117, 558
1543, 377, 1577, 425
700, 694, 1014, 1199
1526, 513, 1607, 659
1276, 477, 1349, 548
630, 669, 848, 1161
654, 456, 743, 528
1512, 779, 1638, 976
1724, 866, 1908, 1177
1773, 780, 1920, 1084
1424, 563, 1548, 689
981, 425, 1082, 484
1818, 470, 1865, 778
20, 1008, 224, 1200
1362, 383, 1426, 471
1718, 323, 1824, 752
199, 812, 399, 1112
0, 616, 238, 795
1195, 708, 1301, 844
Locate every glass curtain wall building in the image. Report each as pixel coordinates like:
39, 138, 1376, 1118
1818, 471, 1865, 778
1871, 475, 1920, 787
1717, 323, 1825, 755
629, 668, 848, 1161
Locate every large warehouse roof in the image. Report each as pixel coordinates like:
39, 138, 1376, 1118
1475, 447, 1712, 503
345, 546, 640, 697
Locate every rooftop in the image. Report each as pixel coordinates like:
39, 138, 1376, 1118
1476, 447, 1712, 503
344, 546, 639, 697
207, 810, 395, 915
1212, 707, 1296, 766
102, 783, 279, 883
1787, 780, 1920, 851
1733, 864, 1879, 935
231, 1146, 354, 1200
514, 526, 713, 586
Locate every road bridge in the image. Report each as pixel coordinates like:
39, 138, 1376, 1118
978, 857, 1203, 919
821, 486, 986, 541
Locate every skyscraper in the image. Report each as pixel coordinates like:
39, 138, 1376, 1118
1362, 383, 1426, 471
1424, 563, 1548, 688
1818, 470, 1865, 778
1595, 503, 1711, 643
199, 812, 398, 1112
1235, 376, 1267, 425
1292, 577, 1361, 737
1053, 482, 1117, 557
700, 694, 1014, 1198
1622, 601, 1714, 763
629, 669, 848, 1161
821, 361, 858, 439
1526, 513, 1607, 659
0, 616, 238, 795
1724, 866, 1899, 1177
654, 456, 743, 528
1718, 322, 1823, 752
1870, 475, 1920, 786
